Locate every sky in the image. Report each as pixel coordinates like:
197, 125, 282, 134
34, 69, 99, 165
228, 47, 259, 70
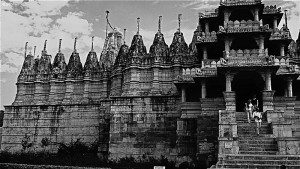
1, 0, 300, 109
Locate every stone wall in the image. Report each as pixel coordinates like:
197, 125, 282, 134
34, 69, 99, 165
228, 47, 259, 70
1, 103, 110, 152
109, 96, 181, 160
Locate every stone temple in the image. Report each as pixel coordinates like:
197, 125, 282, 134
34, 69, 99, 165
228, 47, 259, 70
2, 0, 300, 168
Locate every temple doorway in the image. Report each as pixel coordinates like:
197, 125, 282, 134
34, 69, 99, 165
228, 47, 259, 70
232, 71, 264, 112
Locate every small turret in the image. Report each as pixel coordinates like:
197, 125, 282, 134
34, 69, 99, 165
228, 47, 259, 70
52, 39, 67, 76
67, 37, 83, 78
169, 14, 189, 57
128, 17, 147, 57
149, 16, 169, 59
84, 36, 100, 73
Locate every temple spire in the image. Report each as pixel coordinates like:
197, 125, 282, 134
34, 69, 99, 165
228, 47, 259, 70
123, 28, 126, 44
178, 14, 182, 33
91, 36, 94, 52
105, 10, 109, 38
58, 39, 62, 53
34, 46, 36, 57
284, 9, 288, 29
73, 37, 77, 53
24, 42, 28, 59
137, 17, 140, 35
158, 16, 162, 33
42, 40, 47, 55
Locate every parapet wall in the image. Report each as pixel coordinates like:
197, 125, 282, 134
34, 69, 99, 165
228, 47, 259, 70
1, 103, 110, 152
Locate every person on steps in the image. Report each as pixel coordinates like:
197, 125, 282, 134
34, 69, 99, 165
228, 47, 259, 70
253, 106, 262, 135
244, 99, 253, 123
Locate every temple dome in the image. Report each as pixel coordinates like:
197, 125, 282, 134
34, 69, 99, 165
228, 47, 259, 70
115, 44, 129, 66
84, 51, 100, 72
20, 53, 36, 75
149, 32, 169, 58
129, 34, 147, 57
37, 53, 52, 74
67, 52, 83, 78
169, 30, 189, 56
52, 52, 67, 75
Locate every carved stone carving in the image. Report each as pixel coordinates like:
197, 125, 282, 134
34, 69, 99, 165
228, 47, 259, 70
149, 32, 169, 62
169, 31, 188, 58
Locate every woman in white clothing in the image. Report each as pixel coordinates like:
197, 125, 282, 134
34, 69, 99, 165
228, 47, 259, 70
244, 99, 253, 123
253, 107, 262, 135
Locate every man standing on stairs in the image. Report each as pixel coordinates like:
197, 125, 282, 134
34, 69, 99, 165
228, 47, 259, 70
244, 99, 253, 123
253, 107, 262, 135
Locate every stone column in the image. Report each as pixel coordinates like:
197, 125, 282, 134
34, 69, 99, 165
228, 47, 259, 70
287, 77, 293, 97
265, 72, 272, 91
225, 74, 233, 92
201, 80, 206, 99
203, 46, 208, 60
225, 39, 230, 54
224, 10, 229, 24
182, 86, 186, 102
205, 21, 209, 33
82, 74, 91, 103
280, 44, 285, 57
259, 37, 265, 50
273, 17, 278, 29
254, 8, 259, 21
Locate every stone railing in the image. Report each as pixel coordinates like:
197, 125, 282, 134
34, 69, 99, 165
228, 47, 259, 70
227, 49, 268, 57
263, 5, 281, 14
182, 66, 218, 78
196, 31, 218, 43
199, 9, 218, 18
270, 28, 292, 40
219, 20, 270, 33
223, 49, 271, 66
220, 0, 261, 6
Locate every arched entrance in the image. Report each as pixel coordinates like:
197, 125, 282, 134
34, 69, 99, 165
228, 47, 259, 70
232, 71, 264, 111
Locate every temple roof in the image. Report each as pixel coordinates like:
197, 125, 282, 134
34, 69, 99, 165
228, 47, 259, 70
20, 53, 36, 75
67, 52, 83, 77
149, 32, 169, 58
129, 34, 147, 57
169, 30, 189, 56
37, 53, 52, 74
115, 44, 129, 66
84, 51, 100, 72
52, 52, 67, 75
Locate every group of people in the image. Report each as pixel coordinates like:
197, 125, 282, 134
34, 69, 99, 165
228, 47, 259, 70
244, 95, 262, 135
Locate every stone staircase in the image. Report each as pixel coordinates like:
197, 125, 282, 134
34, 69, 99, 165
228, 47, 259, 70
213, 112, 300, 169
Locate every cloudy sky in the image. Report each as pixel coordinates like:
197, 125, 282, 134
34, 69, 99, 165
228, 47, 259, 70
1, 0, 299, 109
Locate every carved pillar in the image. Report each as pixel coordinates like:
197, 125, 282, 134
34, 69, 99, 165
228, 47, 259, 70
224, 9, 229, 24
254, 8, 259, 21
225, 73, 233, 92
225, 39, 231, 54
273, 17, 278, 29
48, 79, 57, 104
182, 86, 186, 102
201, 80, 206, 99
82, 74, 91, 103
205, 21, 209, 33
203, 46, 208, 60
287, 77, 293, 97
259, 37, 265, 50
265, 72, 272, 91
280, 44, 285, 56
262, 90, 275, 112
63, 78, 74, 104
151, 64, 160, 95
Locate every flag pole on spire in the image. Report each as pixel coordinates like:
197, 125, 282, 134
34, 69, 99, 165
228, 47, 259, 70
91, 36, 94, 52
58, 39, 62, 53
34, 46, 36, 57
123, 28, 126, 44
284, 9, 288, 29
42, 40, 47, 55
106, 10, 109, 38
73, 37, 77, 53
137, 17, 140, 35
158, 16, 162, 33
24, 42, 28, 59
178, 14, 182, 33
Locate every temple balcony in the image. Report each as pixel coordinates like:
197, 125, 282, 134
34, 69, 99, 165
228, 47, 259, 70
218, 20, 271, 34
195, 31, 218, 44
199, 9, 218, 19
269, 28, 292, 41
263, 5, 281, 14
220, 0, 262, 6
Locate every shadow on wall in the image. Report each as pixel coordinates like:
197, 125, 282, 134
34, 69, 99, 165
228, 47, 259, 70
0, 110, 4, 127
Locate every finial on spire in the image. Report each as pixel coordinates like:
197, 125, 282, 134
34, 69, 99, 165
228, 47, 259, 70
105, 10, 109, 38
73, 37, 77, 53
91, 36, 94, 52
24, 42, 28, 59
137, 17, 140, 35
284, 9, 288, 29
42, 40, 47, 55
58, 39, 62, 53
123, 28, 126, 44
158, 16, 162, 33
34, 46, 36, 57
178, 14, 182, 33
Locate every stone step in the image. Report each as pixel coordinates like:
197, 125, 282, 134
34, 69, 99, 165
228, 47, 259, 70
239, 144, 277, 149
239, 135, 276, 139
239, 150, 278, 155
223, 159, 300, 165
239, 147, 278, 151
239, 140, 277, 145
216, 163, 300, 169
222, 154, 300, 161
